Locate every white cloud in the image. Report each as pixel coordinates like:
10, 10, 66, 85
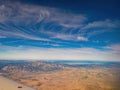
0, 2, 89, 42
77, 36, 88, 41
1, 1, 119, 42
79, 19, 120, 38
0, 1, 120, 61
82, 19, 120, 30
52, 34, 74, 40
0, 2, 86, 27
0, 35, 6, 38
0, 29, 50, 41
49, 13, 86, 28
51, 33, 88, 41
0, 45, 120, 61
104, 44, 120, 51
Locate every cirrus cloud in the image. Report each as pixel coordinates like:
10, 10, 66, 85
0, 44, 120, 61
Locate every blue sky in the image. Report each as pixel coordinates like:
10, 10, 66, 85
0, 0, 120, 61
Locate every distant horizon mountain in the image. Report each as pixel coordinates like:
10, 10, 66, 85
0, 61, 65, 74
0, 60, 120, 74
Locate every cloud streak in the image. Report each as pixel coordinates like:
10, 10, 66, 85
82, 19, 120, 30
0, 1, 120, 61
0, 27, 50, 41
0, 45, 120, 61
0, 2, 88, 42
0, 1, 119, 42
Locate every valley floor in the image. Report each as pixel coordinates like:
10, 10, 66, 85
3, 67, 120, 90
0, 61, 120, 90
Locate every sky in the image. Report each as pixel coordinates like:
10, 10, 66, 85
0, 0, 120, 61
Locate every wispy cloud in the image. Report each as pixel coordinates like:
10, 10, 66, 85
104, 44, 120, 51
0, 1, 120, 43
0, 2, 88, 42
0, 29, 50, 41
0, 2, 86, 26
51, 34, 88, 41
79, 19, 120, 39
0, 35, 6, 38
0, 45, 120, 61
0, 0, 120, 61
82, 19, 120, 30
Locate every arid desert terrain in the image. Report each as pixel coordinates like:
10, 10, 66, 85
0, 60, 120, 90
